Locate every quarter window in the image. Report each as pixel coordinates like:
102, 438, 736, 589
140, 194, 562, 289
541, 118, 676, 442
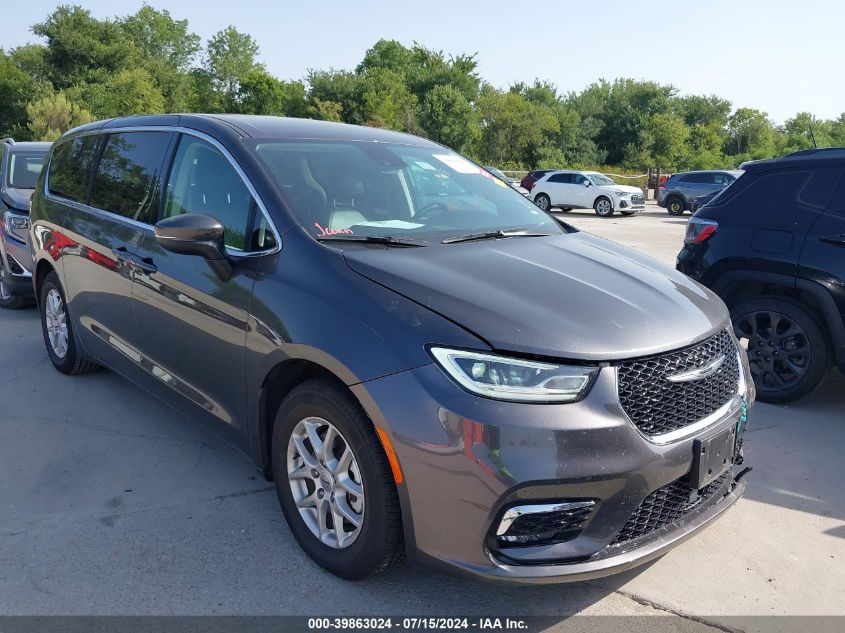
48, 136, 101, 202
89, 132, 172, 223
163, 135, 269, 252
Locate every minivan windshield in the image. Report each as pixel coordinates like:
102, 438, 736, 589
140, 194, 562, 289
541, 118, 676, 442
251, 140, 562, 243
7, 151, 46, 189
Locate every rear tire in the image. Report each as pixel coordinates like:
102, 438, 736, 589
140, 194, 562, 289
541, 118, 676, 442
534, 193, 551, 212
272, 378, 404, 580
594, 196, 614, 217
39, 272, 99, 375
667, 197, 685, 216
730, 296, 829, 403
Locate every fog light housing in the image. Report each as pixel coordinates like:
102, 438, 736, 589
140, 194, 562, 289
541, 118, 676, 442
495, 500, 596, 547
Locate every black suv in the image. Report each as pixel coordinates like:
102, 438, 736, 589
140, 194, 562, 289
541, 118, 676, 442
678, 148, 845, 402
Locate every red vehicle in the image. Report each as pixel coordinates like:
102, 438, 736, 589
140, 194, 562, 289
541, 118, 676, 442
520, 169, 556, 191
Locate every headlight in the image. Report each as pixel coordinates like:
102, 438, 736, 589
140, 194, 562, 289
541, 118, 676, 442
430, 348, 598, 403
3, 211, 29, 243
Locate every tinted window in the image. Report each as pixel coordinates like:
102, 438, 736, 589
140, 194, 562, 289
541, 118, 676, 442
682, 173, 710, 184
825, 171, 845, 216
7, 151, 46, 189
712, 173, 732, 185
729, 170, 810, 220
48, 136, 101, 202
163, 135, 257, 251
548, 173, 571, 184
89, 132, 172, 223
797, 167, 842, 209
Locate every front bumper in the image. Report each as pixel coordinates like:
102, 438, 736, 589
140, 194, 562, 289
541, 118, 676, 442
354, 353, 752, 584
1, 230, 34, 297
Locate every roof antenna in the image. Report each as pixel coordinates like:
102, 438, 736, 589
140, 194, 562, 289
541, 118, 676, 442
809, 122, 818, 148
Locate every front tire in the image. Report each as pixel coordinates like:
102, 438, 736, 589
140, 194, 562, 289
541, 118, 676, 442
534, 193, 551, 212
730, 296, 829, 403
272, 378, 404, 580
39, 272, 99, 375
594, 196, 614, 217
666, 197, 685, 215
0, 263, 33, 310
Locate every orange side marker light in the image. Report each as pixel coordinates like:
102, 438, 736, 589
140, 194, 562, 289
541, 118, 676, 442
375, 427, 404, 484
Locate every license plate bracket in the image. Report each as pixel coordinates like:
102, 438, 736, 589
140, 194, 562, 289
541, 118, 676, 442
691, 425, 736, 490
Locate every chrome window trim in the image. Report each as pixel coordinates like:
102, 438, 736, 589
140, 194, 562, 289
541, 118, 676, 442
43, 125, 282, 257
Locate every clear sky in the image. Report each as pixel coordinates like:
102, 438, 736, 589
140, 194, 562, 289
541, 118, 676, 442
4, 0, 843, 124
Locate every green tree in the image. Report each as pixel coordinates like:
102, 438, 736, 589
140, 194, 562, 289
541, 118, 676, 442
308, 69, 363, 123
32, 5, 135, 88
476, 87, 558, 167
206, 26, 260, 108
26, 92, 94, 141
782, 112, 831, 152
642, 112, 689, 170
0, 51, 45, 138
727, 108, 774, 157
68, 68, 165, 118
357, 67, 417, 131
120, 5, 201, 111
238, 69, 309, 117
419, 84, 477, 152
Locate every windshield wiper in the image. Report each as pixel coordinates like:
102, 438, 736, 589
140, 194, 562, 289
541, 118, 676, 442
316, 234, 429, 247
441, 229, 554, 244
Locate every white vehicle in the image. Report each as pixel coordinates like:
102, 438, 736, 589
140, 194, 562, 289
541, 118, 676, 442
531, 170, 645, 217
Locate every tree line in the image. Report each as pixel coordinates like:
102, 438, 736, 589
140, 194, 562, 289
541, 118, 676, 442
2, 5, 844, 171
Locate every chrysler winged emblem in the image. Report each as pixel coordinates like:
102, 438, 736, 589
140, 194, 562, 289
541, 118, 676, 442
666, 354, 725, 383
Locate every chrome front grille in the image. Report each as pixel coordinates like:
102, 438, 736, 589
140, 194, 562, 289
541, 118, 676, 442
617, 330, 741, 437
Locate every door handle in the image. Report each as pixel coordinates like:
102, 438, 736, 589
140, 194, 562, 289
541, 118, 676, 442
111, 248, 157, 274
820, 234, 845, 246
132, 256, 157, 274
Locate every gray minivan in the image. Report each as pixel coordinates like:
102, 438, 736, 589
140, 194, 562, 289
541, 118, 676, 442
30, 114, 754, 583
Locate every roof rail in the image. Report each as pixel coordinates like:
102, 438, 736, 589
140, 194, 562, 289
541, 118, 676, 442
0, 138, 14, 145
784, 147, 845, 157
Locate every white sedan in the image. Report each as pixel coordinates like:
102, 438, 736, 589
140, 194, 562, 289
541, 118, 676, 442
531, 170, 645, 217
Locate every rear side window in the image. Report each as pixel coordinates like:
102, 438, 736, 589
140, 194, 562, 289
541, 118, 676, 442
547, 173, 571, 184
681, 173, 711, 184
89, 132, 172, 223
797, 167, 842, 209
826, 171, 845, 216
712, 173, 732, 185
725, 170, 810, 220
48, 136, 101, 202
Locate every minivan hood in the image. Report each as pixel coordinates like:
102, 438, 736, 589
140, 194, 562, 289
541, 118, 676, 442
343, 232, 727, 361
0, 188, 34, 212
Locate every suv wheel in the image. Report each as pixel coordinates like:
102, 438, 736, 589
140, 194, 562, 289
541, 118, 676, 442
594, 196, 614, 217
730, 297, 829, 403
272, 378, 404, 579
666, 197, 685, 215
534, 193, 551, 211
39, 272, 99, 375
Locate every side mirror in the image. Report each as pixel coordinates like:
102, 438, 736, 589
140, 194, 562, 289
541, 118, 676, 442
155, 213, 233, 280
583, 180, 592, 187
